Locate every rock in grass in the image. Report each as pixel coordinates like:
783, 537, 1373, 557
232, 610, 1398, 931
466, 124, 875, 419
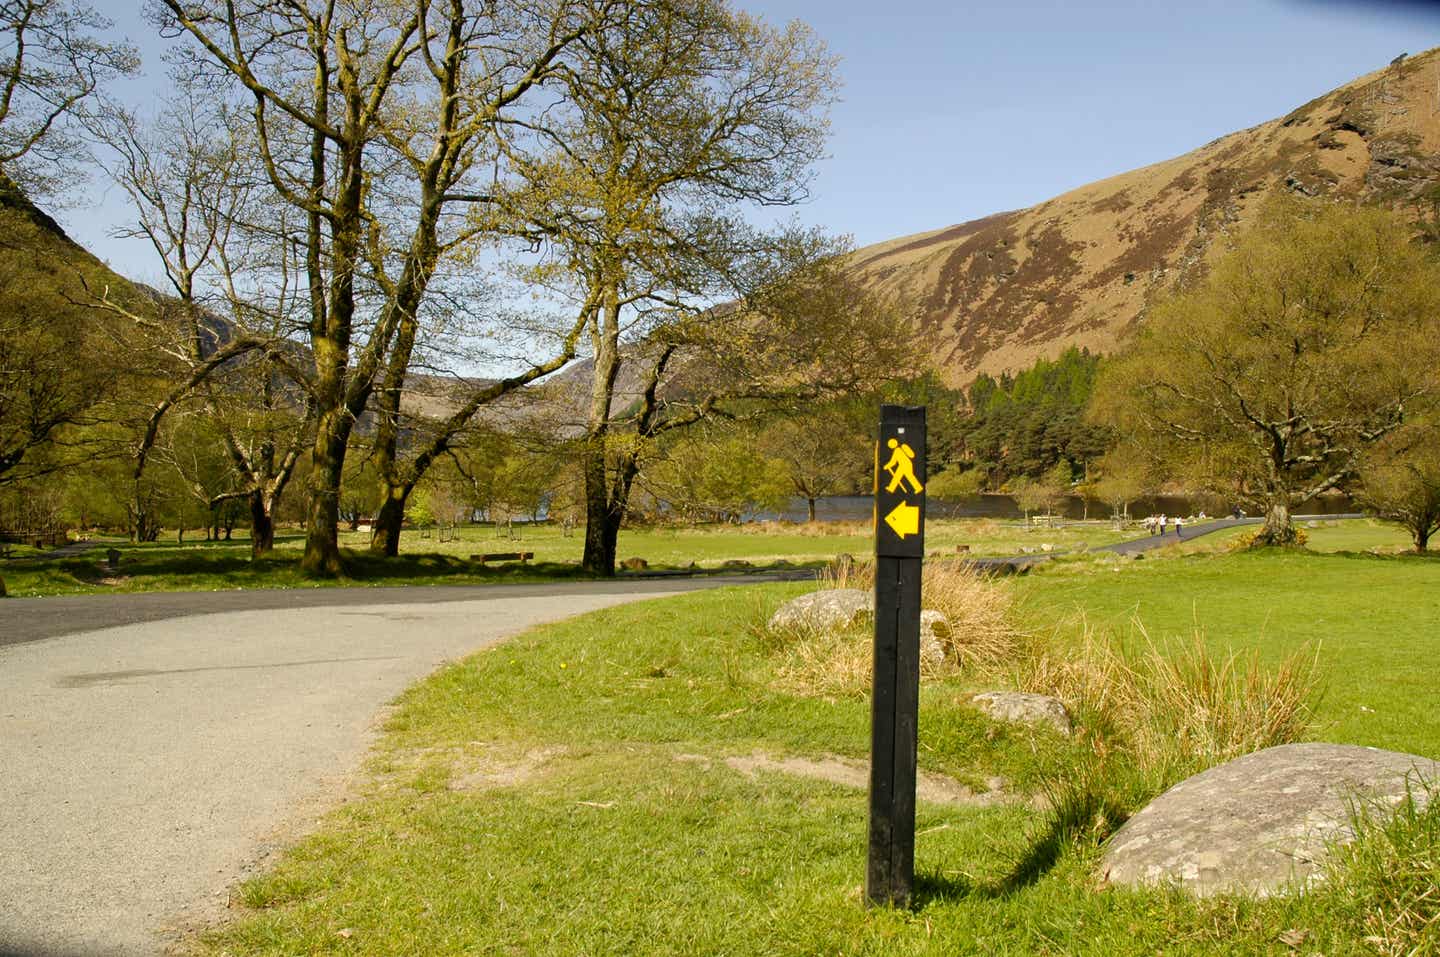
919, 610, 949, 668
1103, 743, 1440, 898
970, 691, 1072, 735
768, 588, 872, 634
621, 556, 648, 571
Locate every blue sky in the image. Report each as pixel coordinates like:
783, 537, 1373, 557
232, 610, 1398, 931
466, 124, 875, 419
67, 0, 1440, 284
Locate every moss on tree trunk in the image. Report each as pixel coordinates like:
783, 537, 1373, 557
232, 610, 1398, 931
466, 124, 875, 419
1252, 501, 1298, 547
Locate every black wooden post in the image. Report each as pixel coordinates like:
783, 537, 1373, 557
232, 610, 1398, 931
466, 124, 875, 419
867, 404, 926, 907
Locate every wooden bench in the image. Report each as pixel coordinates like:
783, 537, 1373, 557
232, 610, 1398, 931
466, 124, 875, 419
470, 551, 534, 565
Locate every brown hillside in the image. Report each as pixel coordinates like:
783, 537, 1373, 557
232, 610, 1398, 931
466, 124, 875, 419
853, 47, 1440, 384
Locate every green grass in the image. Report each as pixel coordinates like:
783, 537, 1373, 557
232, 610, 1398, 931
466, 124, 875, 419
200, 544, 1440, 956
0, 518, 1133, 597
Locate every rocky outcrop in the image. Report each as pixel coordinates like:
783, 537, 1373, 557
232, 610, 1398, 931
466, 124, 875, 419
970, 691, 1073, 734
1102, 743, 1440, 897
768, 588, 873, 634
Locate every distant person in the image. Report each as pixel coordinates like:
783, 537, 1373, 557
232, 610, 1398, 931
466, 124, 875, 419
1173, 515, 1184, 537
1156, 513, 1166, 536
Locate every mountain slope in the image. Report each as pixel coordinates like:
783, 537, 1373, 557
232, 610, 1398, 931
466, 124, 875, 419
853, 47, 1440, 383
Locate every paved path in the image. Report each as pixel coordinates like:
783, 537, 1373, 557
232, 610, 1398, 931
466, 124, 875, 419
969, 513, 1365, 571
1096, 516, 1258, 555
0, 578, 755, 957
1095, 513, 1364, 555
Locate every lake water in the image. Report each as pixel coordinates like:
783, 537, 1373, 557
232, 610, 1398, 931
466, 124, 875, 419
752, 493, 1359, 524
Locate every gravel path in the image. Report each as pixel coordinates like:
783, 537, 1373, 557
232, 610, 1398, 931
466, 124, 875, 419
0, 580, 744, 957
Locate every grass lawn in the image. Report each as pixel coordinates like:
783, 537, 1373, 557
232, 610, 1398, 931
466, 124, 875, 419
1014, 546, 1440, 756
200, 542, 1440, 956
0, 519, 1133, 597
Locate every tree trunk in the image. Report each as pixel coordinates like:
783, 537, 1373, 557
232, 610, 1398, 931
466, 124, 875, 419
1415, 526, 1431, 552
1253, 500, 1297, 546
301, 426, 347, 577
580, 281, 623, 576
370, 488, 407, 557
806, 497, 817, 523
581, 441, 617, 575
249, 492, 275, 559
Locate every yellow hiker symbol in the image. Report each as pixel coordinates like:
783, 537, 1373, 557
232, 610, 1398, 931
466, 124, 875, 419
882, 438, 924, 494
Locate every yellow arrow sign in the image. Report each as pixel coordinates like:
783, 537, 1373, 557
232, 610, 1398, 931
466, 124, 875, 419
883, 501, 920, 539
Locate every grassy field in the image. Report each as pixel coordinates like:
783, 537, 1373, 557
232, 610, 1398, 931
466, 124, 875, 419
198, 538, 1440, 956
0, 518, 1134, 597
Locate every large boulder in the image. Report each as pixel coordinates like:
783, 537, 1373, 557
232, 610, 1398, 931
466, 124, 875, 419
971, 691, 1073, 735
768, 588, 872, 634
1103, 743, 1440, 898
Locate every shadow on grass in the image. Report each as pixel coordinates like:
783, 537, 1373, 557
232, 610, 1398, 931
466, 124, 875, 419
1327, 548, 1440, 563
994, 822, 1069, 894
9, 542, 816, 595
983, 791, 1133, 899
910, 870, 974, 906
18, 548, 604, 589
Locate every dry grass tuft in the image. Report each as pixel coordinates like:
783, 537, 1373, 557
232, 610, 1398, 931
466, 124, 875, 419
1019, 622, 1322, 806
732, 520, 874, 537
817, 555, 872, 591
772, 558, 1020, 697
772, 630, 874, 699
1004, 623, 1324, 857
921, 560, 1021, 671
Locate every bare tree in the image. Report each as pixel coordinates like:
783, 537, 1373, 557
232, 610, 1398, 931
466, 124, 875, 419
488, 0, 921, 573
96, 84, 315, 557
0, 0, 137, 197
157, 0, 610, 575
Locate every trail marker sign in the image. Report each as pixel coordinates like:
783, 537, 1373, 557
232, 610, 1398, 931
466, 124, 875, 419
867, 404, 926, 907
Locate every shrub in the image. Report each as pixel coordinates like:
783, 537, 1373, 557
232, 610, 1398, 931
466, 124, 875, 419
1231, 526, 1309, 550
